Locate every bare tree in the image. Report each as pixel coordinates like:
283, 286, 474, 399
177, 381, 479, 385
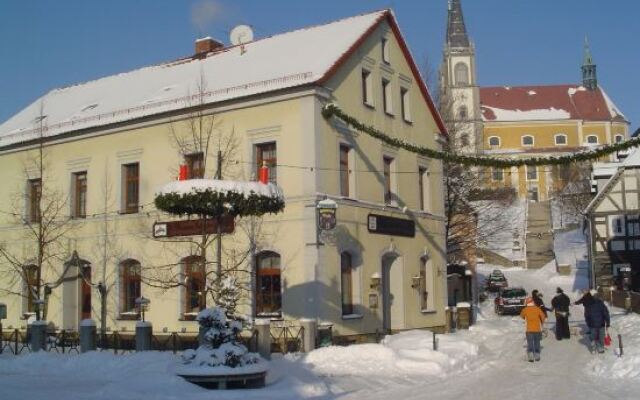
0, 103, 76, 321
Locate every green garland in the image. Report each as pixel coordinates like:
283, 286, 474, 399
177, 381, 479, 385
322, 103, 638, 168
154, 189, 285, 218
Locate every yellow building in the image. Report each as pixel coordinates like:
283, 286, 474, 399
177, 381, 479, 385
442, 0, 630, 202
0, 10, 449, 339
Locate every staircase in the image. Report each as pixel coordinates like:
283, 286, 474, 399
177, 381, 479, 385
525, 201, 555, 269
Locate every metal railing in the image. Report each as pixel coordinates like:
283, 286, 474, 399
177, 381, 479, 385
270, 325, 304, 354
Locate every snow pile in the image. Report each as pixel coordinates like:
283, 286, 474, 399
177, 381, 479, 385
568, 86, 587, 96
587, 313, 640, 379
302, 330, 478, 378
482, 105, 571, 121
599, 86, 626, 120
158, 179, 284, 200
553, 228, 588, 269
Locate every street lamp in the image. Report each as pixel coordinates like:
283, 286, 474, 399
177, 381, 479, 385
135, 297, 150, 322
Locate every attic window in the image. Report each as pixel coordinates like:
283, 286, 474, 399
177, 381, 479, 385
81, 104, 98, 112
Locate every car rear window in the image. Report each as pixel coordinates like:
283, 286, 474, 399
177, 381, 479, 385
489, 276, 506, 282
503, 289, 526, 298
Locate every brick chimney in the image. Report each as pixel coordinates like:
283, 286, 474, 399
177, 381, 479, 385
195, 37, 224, 55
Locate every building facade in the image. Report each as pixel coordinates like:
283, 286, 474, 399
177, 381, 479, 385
441, 1, 630, 202
0, 10, 448, 338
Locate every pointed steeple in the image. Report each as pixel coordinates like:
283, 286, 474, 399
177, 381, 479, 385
446, 0, 470, 49
582, 35, 598, 90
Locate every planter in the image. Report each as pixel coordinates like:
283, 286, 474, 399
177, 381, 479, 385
177, 368, 267, 389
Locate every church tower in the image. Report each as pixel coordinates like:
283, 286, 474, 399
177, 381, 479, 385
440, 0, 482, 153
582, 36, 598, 90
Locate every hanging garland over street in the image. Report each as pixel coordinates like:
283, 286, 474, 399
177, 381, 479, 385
322, 103, 638, 168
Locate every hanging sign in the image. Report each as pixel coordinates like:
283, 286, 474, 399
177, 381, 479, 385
153, 217, 235, 238
317, 198, 338, 231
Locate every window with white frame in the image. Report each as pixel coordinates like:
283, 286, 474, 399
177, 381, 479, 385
626, 216, 640, 236
555, 134, 567, 145
381, 37, 390, 64
488, 136, 500, 147
586, 135, 599, 144
339, 145, 352, 197
400, 87, 411, 122
608, 215, 626, 237
382, 78, 393, 115
615, 134, 624, 144
418, 166, 429, 211
522, 135, 534, 146
362, 69, 373, 107
383, 156, 396, 205
526, 165, 538, 181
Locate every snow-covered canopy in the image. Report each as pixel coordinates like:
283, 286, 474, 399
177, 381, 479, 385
0, 10, 388, 147
157, 179, 283, 200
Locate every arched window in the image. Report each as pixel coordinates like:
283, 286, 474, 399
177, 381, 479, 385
615, 134, 624, 144
340, 252, 354, 315
522, 135, 534, 146
23, 264, 37, 313
458, 105, 468, 120
182, 256, 206, 318
488, 136, 500, 147
454, 62, 469, 86
586, 135, 599, 144
555, 134, 567, 145
119, 259, 141, 317
256, 251, 281, 316
460, 134, 470, 147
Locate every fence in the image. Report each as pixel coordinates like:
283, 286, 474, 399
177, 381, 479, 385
0, 327, 259, 356
270, 325, 305, 353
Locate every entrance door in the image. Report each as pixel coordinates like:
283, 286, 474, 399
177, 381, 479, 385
381, 253, 404, 332
81, 266, 92, 320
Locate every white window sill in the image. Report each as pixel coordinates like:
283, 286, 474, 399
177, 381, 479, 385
421, 309, 437, 314
341, 314, 363, 320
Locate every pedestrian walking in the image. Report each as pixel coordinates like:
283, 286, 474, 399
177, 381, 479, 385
551, 287, 571, 340
584, 295, 610, 354
532, 289, 551, 317
520, 297, 546, 362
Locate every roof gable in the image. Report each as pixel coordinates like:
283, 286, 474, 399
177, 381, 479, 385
1, 10, 400, 147
480, 84, 626, 123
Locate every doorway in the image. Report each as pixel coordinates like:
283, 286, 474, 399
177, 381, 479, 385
381, 252, 404, 332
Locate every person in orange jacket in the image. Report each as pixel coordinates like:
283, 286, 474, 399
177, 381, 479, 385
520, 296, 546, 362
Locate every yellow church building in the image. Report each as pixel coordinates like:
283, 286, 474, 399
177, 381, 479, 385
442, 0, 630, 202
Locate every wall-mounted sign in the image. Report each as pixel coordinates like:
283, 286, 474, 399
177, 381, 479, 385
153, 217, 235, 238
367, 214, 415, 238
368, 293, 379, 308
317, 198, 338, 231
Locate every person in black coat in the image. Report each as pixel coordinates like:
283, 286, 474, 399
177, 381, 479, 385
531, 289, 550, 318
551, 287, 571, 340
584, 297, 610, 353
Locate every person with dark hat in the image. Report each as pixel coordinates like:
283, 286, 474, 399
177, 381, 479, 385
551, 287, 571, 340
531, 289, 550, 318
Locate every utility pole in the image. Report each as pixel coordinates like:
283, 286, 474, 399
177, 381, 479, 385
215, 150, 223, 303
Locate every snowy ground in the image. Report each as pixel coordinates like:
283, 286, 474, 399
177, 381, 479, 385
2, 263, 639, 400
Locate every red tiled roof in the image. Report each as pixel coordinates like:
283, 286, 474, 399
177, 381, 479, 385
479, 85, 625, 122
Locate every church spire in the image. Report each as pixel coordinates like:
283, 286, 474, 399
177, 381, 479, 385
582, 35, 598, 90
446, 0, 470, 49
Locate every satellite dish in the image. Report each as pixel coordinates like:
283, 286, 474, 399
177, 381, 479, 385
230, 25, 254, 46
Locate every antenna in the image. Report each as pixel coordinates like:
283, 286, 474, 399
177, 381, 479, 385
230, 25, 254, 46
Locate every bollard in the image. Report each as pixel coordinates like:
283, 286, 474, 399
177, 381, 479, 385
254, 318, 271, 360
136, 321, 153, 351
432, 331, 438, 351
29, 321, 48, 352
80, 319, 97, 353
299, 319, 317, 353
618, 334, 623, 357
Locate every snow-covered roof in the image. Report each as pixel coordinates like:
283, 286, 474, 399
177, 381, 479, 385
480, 84, 627, 123
2, 10, 442, 147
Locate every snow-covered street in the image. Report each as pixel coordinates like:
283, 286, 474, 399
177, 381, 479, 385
2, 263, 639, 400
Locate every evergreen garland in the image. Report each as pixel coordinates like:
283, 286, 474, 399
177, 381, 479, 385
322, 103, 638, 168
154, 188, 285, 218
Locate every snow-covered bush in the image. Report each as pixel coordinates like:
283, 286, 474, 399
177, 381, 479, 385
181, 306, 261, 369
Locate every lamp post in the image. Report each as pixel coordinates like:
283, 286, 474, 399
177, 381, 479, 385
135, 296, 150, 322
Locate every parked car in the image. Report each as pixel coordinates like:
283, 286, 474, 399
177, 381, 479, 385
485, 274, 508, 292
494, 287, 528, 315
